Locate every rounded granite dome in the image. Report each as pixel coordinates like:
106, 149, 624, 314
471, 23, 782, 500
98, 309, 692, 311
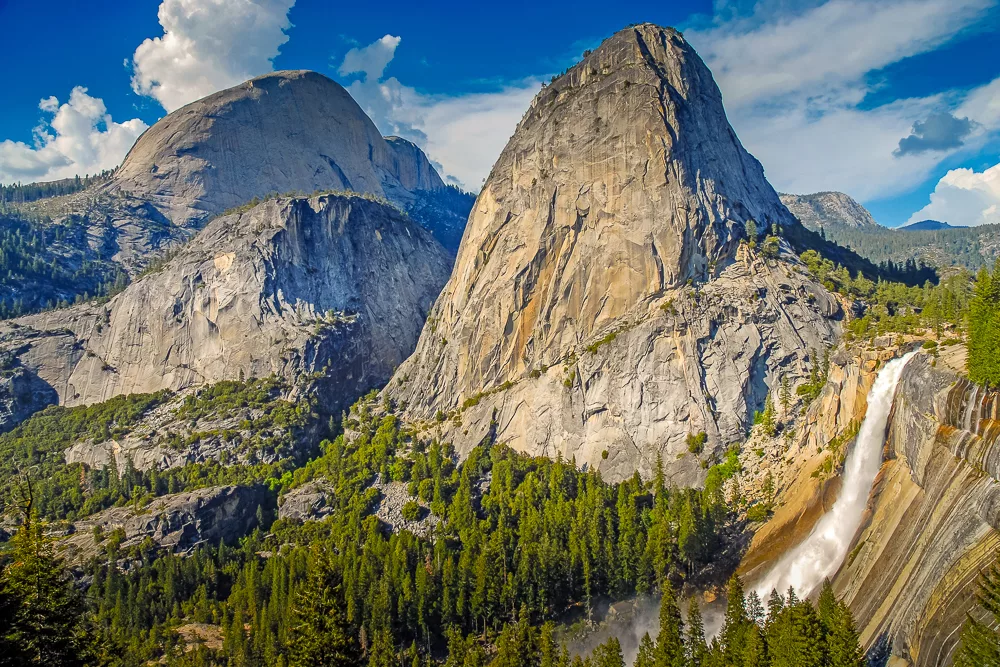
112, 70, 444, 227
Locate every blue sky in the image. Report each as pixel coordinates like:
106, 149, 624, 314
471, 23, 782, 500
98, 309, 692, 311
1, 0, 999, 227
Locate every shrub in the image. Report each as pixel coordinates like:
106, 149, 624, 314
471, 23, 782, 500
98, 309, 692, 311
686, 431, 707, 454
746, 504, 771, 522
401, 500, 423, 522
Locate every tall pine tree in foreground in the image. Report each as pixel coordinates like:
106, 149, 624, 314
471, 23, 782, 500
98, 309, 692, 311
818, 580, 864, 667
955, 557, 1000, 666
654, 582, 684, 667
968, 260, 1000, 388
0, 495, 91, 666
684, 597, 709, 667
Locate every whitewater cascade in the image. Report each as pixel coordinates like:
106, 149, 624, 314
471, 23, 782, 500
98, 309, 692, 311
752, 351, 918, 599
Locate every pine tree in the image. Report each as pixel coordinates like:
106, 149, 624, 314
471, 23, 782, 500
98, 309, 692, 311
767, 589, 824, 667
685, 598, 709, 667
287, 559, 359, 667
779, 376, 791, 416
540, 623, 558, 667
765, 589, 784, 630
968, 261, 1000, 388
592, 637, 625, 667
0, 506, 90, 666
955, 558, 1000, 667
817, 580, 837, 630
742, 625, 767, 667
655, 581, 685, 667
719, 575, 750, 665
746, 220, 759, 248
635, 633, 656, 667
824, 601, 863, 667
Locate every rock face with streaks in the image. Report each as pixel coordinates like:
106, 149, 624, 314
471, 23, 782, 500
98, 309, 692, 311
0, 193, 451, 417
831, 354, 1000, 665
743, 346, 1000, 666
387, 24, 841, 484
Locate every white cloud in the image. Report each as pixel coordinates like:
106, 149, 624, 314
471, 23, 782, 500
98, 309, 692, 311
738, 94, 946, 200
689, 0, 993, 110
0, 87, 148, 185
683, 0, 1000, 199
339, 35, 400, 81
959, 75, 1000, 128
131, 0, 295, 113
906, 162, 1000, 226
340, 36, 540, 189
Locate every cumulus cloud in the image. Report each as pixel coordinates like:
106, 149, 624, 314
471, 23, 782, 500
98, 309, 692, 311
906, 162, 1000, 226
0, 88, 148, 185
131, 0, 294, 113
339, 36, 540, 190
684, 0, 999, 199
894, 112, 976, 156
339, 35, 400, 81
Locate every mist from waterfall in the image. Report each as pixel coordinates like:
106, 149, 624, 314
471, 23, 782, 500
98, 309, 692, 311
752, 351, 917, 600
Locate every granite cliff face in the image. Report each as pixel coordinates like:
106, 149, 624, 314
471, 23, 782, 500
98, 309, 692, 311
112, 71, 445, 227
17, 71, 468, 270
0, 193, 450, 418
779, 191, 881, 231
388, 24, 840, 484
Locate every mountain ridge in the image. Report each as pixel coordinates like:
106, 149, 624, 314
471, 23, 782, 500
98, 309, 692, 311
779, 191, 881, 231
899, 219, 962, 231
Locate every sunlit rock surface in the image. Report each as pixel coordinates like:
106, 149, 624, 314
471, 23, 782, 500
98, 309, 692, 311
387, 24, 840, 484
0, 193, 450, 419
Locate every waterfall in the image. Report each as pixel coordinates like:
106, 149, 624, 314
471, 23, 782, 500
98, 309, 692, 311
752, 351, 917, 600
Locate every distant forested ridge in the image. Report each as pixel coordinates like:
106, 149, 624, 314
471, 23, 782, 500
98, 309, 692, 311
816, 223, 1000, 272
0, 171, 114, 205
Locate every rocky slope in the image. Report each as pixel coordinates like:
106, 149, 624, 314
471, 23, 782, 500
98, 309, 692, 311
387, 24, 841, 484
62, 485, 270, 561
0, 192, 451, 421
14, 71, 469, 270
780, 191, 881, 231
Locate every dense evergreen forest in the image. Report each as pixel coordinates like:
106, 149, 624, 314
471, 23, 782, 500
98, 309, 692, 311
0, 393, 868, 666
0, 212, 128, 317
0, 383, 760, 665
0, 378, 314, 522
